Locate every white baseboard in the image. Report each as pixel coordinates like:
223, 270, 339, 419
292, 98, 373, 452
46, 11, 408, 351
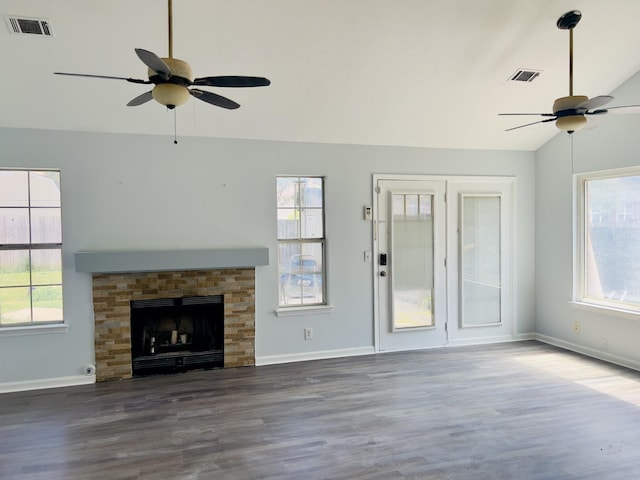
0, 374, 95, 394
447, 334, 523, 347
535, 333, 640, 372
256, 346, 375, 366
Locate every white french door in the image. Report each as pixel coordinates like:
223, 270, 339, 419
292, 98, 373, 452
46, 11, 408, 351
446, 180, 513, 344
375, 178, 447, 351
373, 175, 514, 352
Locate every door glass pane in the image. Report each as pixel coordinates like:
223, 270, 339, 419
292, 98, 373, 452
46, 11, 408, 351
391, 193, 434, 329
461, 195, 501, 326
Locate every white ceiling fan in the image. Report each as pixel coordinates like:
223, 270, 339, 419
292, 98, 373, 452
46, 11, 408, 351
500, 10, 640, 134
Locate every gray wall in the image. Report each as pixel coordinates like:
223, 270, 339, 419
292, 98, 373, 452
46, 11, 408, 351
535, 71, 640, 368
0, 127, 535, 387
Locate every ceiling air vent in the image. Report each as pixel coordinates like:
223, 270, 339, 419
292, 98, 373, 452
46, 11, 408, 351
509, 69, 541, 83
5, 15, 53, 36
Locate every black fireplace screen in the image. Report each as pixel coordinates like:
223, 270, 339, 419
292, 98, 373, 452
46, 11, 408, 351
130, 295, 224, 375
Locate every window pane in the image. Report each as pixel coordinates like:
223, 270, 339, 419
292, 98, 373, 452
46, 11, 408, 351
31, 249, 62, 285
279, 242, 324, 306
0, 208, 30, 244
277, 208, 299, 239
32, 285, 63, 322
0, 170, 29, 206
276, 177, 298, 208
585, 175, 640, 307
0, 249, 30, 287
0, 286, 31, 325
30, 171, 61, 207
31, 208, 62, 243
300, 208, 323, 238
300, 177, 323, 208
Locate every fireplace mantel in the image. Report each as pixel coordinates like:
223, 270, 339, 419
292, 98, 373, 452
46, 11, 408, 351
74, 248, 269, 274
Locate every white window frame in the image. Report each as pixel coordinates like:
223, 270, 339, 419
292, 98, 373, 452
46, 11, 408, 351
275, 176, 329, 313
574, 166, 640, 317
0, 168, 65, 330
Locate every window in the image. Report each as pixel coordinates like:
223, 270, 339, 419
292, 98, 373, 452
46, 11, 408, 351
0, 170, 63, 326
577, 168, 640, 312
276, 176, 325, 307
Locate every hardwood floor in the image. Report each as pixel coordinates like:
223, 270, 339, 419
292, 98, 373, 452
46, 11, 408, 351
2, 341, 640, 479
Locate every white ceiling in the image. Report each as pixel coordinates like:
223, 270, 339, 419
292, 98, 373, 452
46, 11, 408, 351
2, 0, 640, 151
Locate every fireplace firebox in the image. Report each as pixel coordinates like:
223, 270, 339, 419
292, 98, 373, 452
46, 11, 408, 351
130, 295, 224, 376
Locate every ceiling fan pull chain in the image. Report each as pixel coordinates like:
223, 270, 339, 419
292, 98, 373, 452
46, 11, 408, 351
173, 108, 178, 144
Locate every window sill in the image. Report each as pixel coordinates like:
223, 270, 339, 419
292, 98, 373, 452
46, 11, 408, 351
0, 323, 68, 337
570, 301, 640, 321
275, 305, 335, 317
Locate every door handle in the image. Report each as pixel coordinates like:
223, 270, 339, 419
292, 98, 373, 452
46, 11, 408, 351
380, 271, 387, 277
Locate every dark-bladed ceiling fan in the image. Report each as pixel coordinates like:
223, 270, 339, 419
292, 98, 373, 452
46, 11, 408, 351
500, 10, 640, 134
54, 0, 270, 111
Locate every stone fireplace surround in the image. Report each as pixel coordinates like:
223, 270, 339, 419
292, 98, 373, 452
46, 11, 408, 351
75, 249, 268, 382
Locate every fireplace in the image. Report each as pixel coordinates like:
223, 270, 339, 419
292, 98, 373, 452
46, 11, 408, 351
130, 295, 224, 376
76, 248, 268, 382
90, 268, 257, 382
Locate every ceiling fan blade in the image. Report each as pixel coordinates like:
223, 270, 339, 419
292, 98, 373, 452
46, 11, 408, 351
127, 91, 154, 107
193, 76, 271, 88
190, 89, 240, 109
498, 113, 555, 117
599, 104, 640, 114
54, 72, 150, 84
135, 49, 171, 79
505, 117, 556, 132
576, 95, 614, 111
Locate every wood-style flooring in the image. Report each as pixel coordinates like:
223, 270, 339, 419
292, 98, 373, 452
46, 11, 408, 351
2, 341, 640, 480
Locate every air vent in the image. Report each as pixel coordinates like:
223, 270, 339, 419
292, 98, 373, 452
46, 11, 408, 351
5, 15, 53, 36
509, 69, 541, 83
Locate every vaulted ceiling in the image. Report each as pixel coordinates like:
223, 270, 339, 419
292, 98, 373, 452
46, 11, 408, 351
2, 0, 640, 151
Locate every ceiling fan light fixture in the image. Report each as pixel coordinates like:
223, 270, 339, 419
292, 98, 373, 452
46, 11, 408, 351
152, 83, 190, 108
556, 115, 587, 133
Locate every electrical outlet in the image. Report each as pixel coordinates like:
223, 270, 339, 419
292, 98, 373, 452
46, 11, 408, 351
572, 321, 580, 334
304, 327, 313, 340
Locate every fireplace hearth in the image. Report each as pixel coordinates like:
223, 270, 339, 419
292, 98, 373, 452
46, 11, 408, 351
130, 295, 224, 376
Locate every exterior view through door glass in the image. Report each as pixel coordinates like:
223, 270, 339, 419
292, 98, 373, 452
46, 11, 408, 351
461, 195, 501, 326
375, 178, 447, 351
392, 192, 434, 329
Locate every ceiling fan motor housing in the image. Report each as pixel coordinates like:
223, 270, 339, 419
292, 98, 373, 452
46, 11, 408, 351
150, 58, 194, 108
553, 95, 588, 133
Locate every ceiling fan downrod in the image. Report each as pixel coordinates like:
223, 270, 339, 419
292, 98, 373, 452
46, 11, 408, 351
168, 0, 174, 59
555, 10, 585, 133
